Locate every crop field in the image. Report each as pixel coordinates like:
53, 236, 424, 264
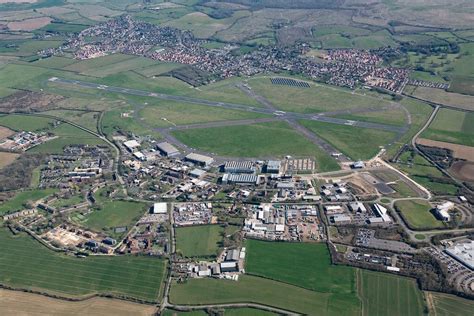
422, 108, 474, 147
169, 275, 361, 316
449, 76, 474, 95
0, 229, 166, 302
75, 200, 147, 239
172, 121, 340, 172
248, 78, 387, 113
0, 188, 57, 215
175, 225, 224, 258
299, 120, 397, 160
0, 289, 156, 316
410, 87, 474, 111
245, 240, 356, 294
427, 291, 474, 316
357, 269, 424, 316
394, 199, 444, 230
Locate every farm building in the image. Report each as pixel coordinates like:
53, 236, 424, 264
224, 161, 255, 173
225, 249, 240, 261
185, 153, 214, 166
157, 142, 180, 157
220, 261, 238, 272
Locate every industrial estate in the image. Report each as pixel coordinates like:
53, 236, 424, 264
0, 0, 473, 315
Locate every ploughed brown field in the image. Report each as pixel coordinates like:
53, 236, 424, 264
417, 138, 474, 161
449, 161, 474, 182
0, 126, 14, 140
0, 289, 156, 316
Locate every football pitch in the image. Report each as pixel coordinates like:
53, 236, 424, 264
0, 229, 166, 302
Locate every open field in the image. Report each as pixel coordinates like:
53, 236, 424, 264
0, 229, 165, 302
172, 121, 340, 172
422, 108, 474, 147
394, 199, 444, 230
449, 161, 474, 182
74, 200, 147, 239
102, 106, 162, 139
169, 275, 361, 316
358, 269, 424, 316
7, 16, 51, 31
248, 78, 387, 113
0, 152, 19, 169
175, 224, 224, 258
299, 120, 397, 160
0, 289, 156, 316
426, 291, 474, 316
63, 54, 137, 74
0, 188, 57, 215
417, 138, 474, 162
245, 240, 356, 294
43, 109, 99, 133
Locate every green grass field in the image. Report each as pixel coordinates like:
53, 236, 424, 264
0, 188, 57, 216
172, 121, 339, 172
333, 107, 407, 127
175, 225, 224, 258
299, 120, 397, 160
75, 200, 147, 239
358, 269, 424, 316
394, 200, 444, 230
0, 228, 165, 302
245, 240, 356, 294
169, 275, 361, 316
428, 292, 474, 316
422, 108, 474, 147
248, 78, 387, 113
0, 114, 54, 132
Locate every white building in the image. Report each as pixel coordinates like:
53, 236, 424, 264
435, 202, 454, 221
153, 202, 167, 214
124, 139, 140, 152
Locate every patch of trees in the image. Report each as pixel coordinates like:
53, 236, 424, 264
166, 65, 214, 87
0, 153, 45, 191
400, 42, 460, 55
418, 145, 454, 169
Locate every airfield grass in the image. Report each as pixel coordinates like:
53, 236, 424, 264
169, 275, 361, 316
140, 100, 268, 128
334, 107, 407, 127
43, 109, 99, 132
175, 225, 224, 258
134, 62, 184, 77
422, 108, 474, 147
0, 228, 165, 302
81, 56, 158, 78
427, 292, 474, 316
385, 98, 433, 159
245, 240, 356, 294
248, 77, 387, 113
172, 121, 340, 172
102, 106, 162, 139
31, 56, 77, 69
299, 120, 397, 160
357, 269, 425, 316
0, 188, 57, 215
63, 54, 136, 73
394, 200, 444, 230
74, 200, 147, 239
